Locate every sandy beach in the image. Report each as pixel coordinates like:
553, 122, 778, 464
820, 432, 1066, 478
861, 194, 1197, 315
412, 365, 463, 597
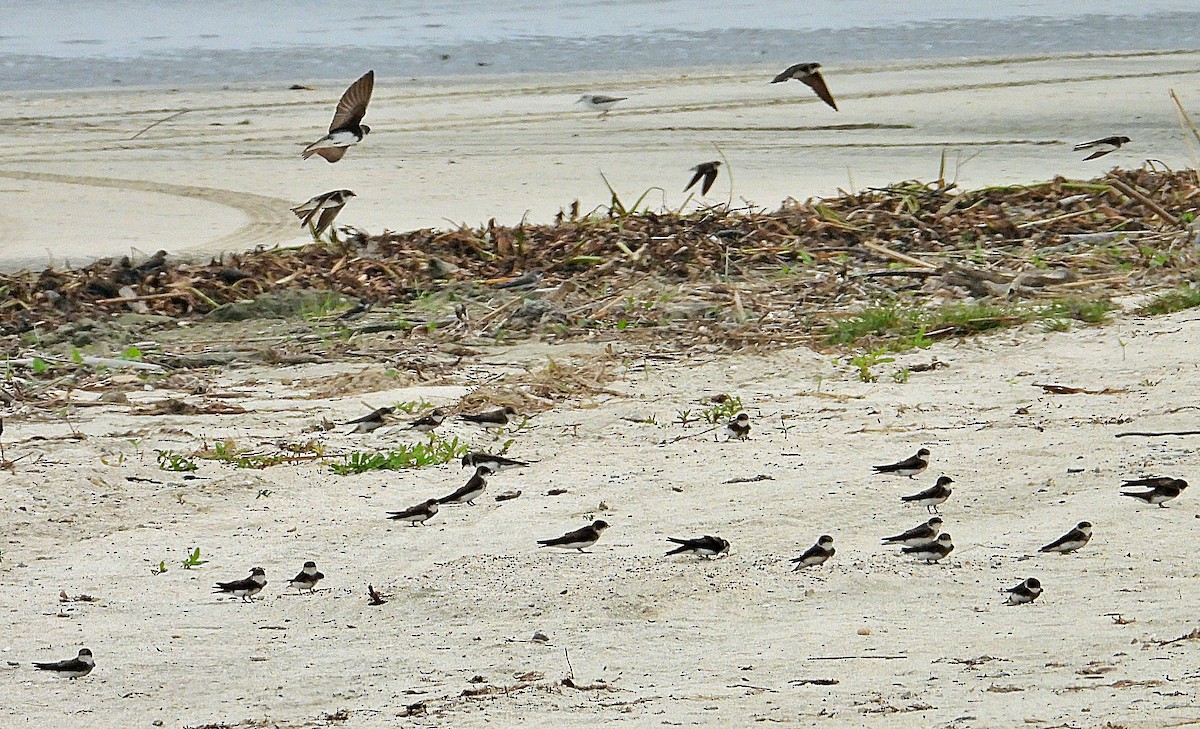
3, 42, 1200, 729
1, 49, 1199, 269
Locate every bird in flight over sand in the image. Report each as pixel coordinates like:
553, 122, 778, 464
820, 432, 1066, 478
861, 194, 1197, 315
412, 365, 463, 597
291, 189, 355, 235
771, 63, 838, 111
684, 161, 722, 196
576, 94, 627, 117
302, 70, 375, 162
1074, 136, 1130, 160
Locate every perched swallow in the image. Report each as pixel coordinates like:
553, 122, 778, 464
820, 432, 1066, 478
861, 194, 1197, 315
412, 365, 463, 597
1004, 577, 1043, 605
461, 452, 530, 471
902, 533, 954, 563
665, 535, 730, 559
302, 70, 374, 162
1074, 136, 1130, 161
1122, 477, 1187, 507
214, 567, 267, 602
460, 406, 517, 425
408, 408, 445, 433
288, 561, 324, 593
770, 62, 838, 111
576, 94, 627, 116
439, 466, 492, 505
32, 648, 94, 678
291, 189, 355, 235
1039, 521, 1092, 554
726, 413, 751, 441
387, 498, 440, 526
874, 448, 931, 478
684, 161, 721, 196
345, 406, 394, 434
538, 520, 610, 552
882, 517, 943, 547
790, 535, 835, 571
901, 476, 954, 514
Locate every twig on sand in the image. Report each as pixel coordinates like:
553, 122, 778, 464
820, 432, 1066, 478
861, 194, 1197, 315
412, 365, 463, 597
808, 654, 906, 661
1115, 430, 1200, 438
1155, 628, 1200, 648
661, 425, 718, 444
367, 584, 387, 605
563, 647, 575, 681
1107, 176, 1181, 226
130, 109, 190, 140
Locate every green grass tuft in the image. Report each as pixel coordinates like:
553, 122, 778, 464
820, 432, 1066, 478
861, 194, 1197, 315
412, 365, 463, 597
1139, 286, 1200, 316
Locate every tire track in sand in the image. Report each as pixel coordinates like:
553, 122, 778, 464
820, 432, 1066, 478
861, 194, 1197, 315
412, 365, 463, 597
0, 168, 296, 253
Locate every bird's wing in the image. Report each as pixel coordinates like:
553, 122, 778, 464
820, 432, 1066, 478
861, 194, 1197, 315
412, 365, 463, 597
330, 70, 374, 131
541, 526, 589, 545
701, 167, 719, 195
801, 71, 838, 110
683, 168, 706, 193
314, 205, 343, 235
316, 147, 347, 163
1082, 148, 1112, 161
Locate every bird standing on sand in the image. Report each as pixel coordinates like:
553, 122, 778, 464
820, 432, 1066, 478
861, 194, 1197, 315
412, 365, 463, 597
791, 535, 835, 571
882, 517, 943, 547
439, 466, 492, 505
726, 413, 751, 441
214, 567, 267, 602
33, 648, 94, 678
291, 190, 355, 235
873, 448, 930, 478
288, 561, 325, 593
665, 535, 730, 559
684, 161, 722, 196
461, 452, 530, 471
388, 498, 440, 526
408, 409, 445, 433
1074, 136, 1130, 160
302, 70, 374, 162
576, 94, 627, 117
1004, 577, 1043, 605
1121, 477, 1187, 507
770, 62, 838, 110
538, 520, 610, 552
345, 406, 394, 434
901, 476, 954, 514
1039, 521, 1092, 554
903, 533, 954, 563
460, 406, 517, 425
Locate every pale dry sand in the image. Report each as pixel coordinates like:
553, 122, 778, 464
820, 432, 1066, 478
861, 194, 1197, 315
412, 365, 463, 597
1, 49, 1199, 269
2, 309, 1200, 727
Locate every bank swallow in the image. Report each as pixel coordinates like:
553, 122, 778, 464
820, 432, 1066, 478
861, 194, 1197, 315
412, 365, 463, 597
462, 452, 530, 471
901, 476, 953, 514
460, 406, 517, 425
439, 466, 492, 505
302, 70, 374, 162
684, 161, 721, 196
665, 535, 730, 559
1074, 136, 1130, 160
726, 413, 751, 441
288, 561, 324, 593
387, 498, 440, 525
770, 62, 838, 111
1004, 577, 1042, 605
576, 94, 626, 117
408, 408, 445, 432
1039, 521, 1092, 554
291, 189, 355, 235
345, 406, 394, 434
903, 533, 954, 563
32, 648, 94, 678
882, 517, 943, 547
790, 535, 835, 571
214, 567, 267, 602
874, 448, 930, 478
1121, 477, 1187, 507
538, 520, 610, 552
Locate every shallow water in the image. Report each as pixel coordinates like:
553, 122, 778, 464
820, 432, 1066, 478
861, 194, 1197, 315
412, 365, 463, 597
2, 1, 1199, 90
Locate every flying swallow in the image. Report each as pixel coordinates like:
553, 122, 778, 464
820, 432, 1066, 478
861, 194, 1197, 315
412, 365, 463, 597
882, 517, 943, 546
790, 535, 835, 571
684, 161, 721, 196
387, 498, 440, 526
291, 189, 355, 235
408, 408, 445, 433
770, 62, 838, 111
288, 561, 324, 593
901, 476, 954, 514
214, 567, 267, 602
1122, 477, 1187, 507
460, 406, 517, 425
726, 413, 751, 441
32, 648, 94, 678
1074, 136, 1130, 160
537, 520, 610, 552
345, 406, 394, 434
302, 70, 374, 162
439, 466, 492, 505
461, 452, 530, 471
1039, 521, 1092, 554
1004, 577, 1042, 605
902, 533, 954, 563
665, 535, 730, 559
874, 448, 930, 478
576, 94, 627, 117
